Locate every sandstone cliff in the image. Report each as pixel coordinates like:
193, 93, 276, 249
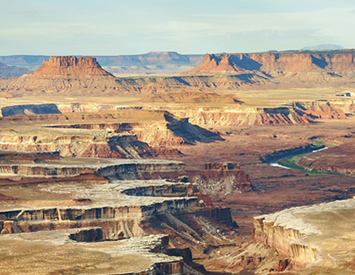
0, 109, 224, 148
23, 56, 114, 79
0, 134, 162, 159
253, 198, 355, 271
2, 51, 355, 97
181, 51, 355, 84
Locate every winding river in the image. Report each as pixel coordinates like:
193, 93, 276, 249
269, 146, 329, 170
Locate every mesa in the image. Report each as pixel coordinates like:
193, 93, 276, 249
1, 51, 355, 274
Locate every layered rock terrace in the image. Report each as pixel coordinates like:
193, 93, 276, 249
182, 51, 355, 81
0, 229, 191, 274
253, 198, 355, 270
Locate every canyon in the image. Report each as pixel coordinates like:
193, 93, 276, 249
1, 53, 355, 274
0, 150, 248, 274
253, 198, 355, 274
181, 51, 355, 80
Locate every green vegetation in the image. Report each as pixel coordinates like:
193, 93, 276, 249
276, 143, 342, 176
278, 154, 332, 175
311, 139, 325, 147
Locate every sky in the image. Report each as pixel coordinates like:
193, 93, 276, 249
1, 0, 355, 56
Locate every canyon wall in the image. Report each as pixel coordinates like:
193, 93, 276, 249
26, 56, 114, 79
181, 51, 355, 82
0, 134, 159, 159
169, 106, 311, 126
252, 199, 355, 271
2, 51, 355, 97
253, 216, 318, 268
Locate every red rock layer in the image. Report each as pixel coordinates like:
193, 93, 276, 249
181, 51, 355, 79
26, 56, 114, 79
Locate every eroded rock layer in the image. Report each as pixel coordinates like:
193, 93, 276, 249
0, 230, 194, 275
0, 109, 224, 150
25, 56, 114, 79
2, 51, 355, 97
0, 150, 244, 274
0, 134, 159, 159
181, 51, 355, 83
253, 198, 355, 271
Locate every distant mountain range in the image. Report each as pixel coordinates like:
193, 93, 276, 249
301, 44, 345, 51
0, 62, 29, 78
0, 52, 205, 70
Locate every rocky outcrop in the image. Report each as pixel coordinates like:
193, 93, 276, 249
188, 162, 252, 195
169, 99, 353, 127
0, 230, 198, 275
24, 56, 114, 79
0, 134, 160, 159
169, 106, 312, 126
253, 215, 318, 268
0, 56, 132, 96
0, 71, 270, 97
3, 51, 355, 97
253, 218, 316, 268
68, 227, 104, 242
293, 100, 351, 119
0, 108, 224, 147
181, 53, 248, 75
0, 150, 60, 162
252, 199, 355, 269
181, 51, 355, 84
0, 158, 186, 178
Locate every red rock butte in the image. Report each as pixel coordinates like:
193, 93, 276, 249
181, 51, 355, 77
25, 56, 114, 79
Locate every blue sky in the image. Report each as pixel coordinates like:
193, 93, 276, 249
1, 0, 354, 55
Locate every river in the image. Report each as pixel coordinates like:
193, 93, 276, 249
269, 147, 328, 170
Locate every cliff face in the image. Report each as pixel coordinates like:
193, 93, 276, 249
0, 229, 194, 275
0, 153, 239, 273
0, 134, 159, 159
189, 162, 252, 195
252, 199, 355, 271
25, 56, 114, 79
170, 106, 311, 126
252, 214, 317, 269
181, 51, 355, 83
293, 100, 351, 119
1, 51, 355, 96
0, 109, 224, 148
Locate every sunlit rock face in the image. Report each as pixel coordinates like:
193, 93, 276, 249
25, 56, 114, 79
253, 198, 355, 270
